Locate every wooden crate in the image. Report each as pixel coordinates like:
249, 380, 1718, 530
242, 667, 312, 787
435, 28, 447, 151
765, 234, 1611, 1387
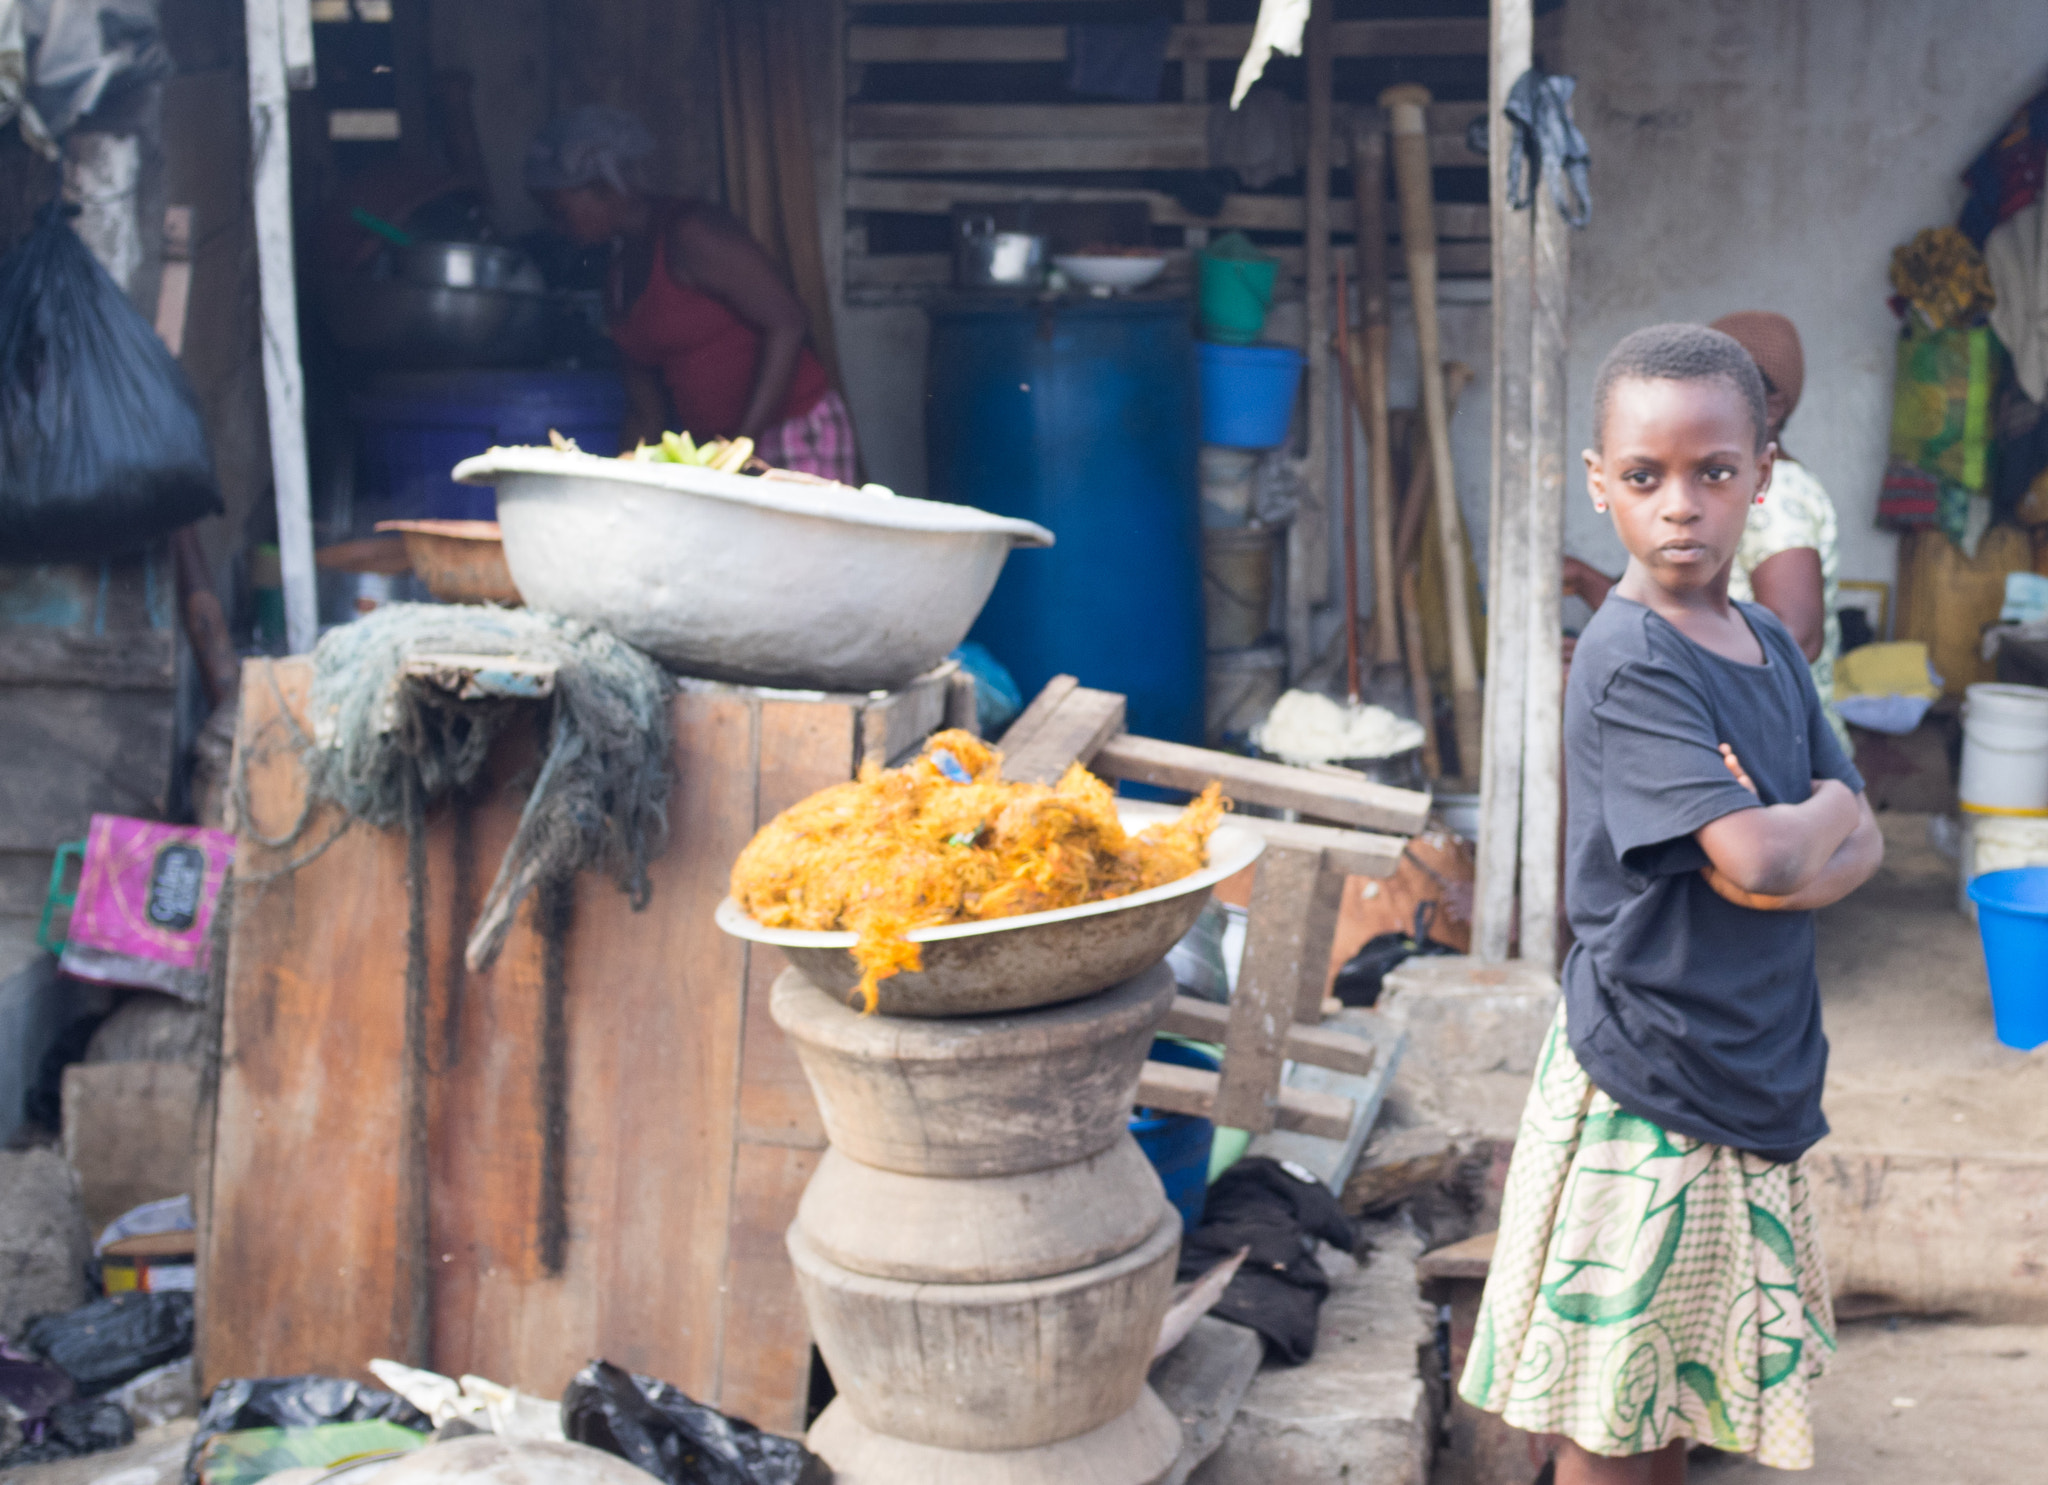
200, 658, 953, 1431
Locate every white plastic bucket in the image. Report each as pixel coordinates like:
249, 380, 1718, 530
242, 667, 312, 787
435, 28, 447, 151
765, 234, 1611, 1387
1959, 683, 2048, 816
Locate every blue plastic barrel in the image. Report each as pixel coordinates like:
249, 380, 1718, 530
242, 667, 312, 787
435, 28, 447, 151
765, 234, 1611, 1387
1131, 1038, 1218, 1233
352, 370, 626, 524
1967, 867, 2048, 1049
1198, 342, 1304, 449
929, 297, 1204, 743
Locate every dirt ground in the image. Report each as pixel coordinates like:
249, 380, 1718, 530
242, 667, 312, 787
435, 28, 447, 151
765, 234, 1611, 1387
1690, 1316, 2048, 1483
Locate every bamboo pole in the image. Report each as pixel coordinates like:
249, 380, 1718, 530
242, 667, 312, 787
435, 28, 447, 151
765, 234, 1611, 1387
1351, 116, 1401, 670
1519, 144, 1571, 968
1380, 83, 1482, 779
1334, 252, 1363, 702
1472, 0, 1535, 962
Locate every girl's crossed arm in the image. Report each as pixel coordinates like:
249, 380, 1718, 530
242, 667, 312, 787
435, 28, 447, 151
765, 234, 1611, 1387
1696, 745, 1882, 910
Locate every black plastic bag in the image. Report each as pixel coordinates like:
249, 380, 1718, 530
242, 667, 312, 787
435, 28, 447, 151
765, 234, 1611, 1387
562, 1360, 829, 1485
1331, 902, 1457, 1008
0, 203, 219, 561
183, 1376, 430, 1485
21, 1292, 193, 1397
0, 1398, 135, 1466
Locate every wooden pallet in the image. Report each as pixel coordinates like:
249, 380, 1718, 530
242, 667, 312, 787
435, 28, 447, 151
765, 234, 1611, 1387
999, 676, 1429, 1164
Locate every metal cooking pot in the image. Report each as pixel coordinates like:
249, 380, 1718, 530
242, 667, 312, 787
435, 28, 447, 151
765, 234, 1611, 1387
956, 215, 1045, 289
398, 240, 545, 294
322, 278, 551, 368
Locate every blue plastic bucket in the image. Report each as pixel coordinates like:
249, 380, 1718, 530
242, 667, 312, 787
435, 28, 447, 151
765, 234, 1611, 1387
1967, 866, 2048, 1050
352, 370, 626, 525
1131, 1038, 1218, 1233
1198, 342, 1304, 449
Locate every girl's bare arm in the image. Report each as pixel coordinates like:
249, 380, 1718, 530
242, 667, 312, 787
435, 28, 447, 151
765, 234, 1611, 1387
1698, 745, 1880, 909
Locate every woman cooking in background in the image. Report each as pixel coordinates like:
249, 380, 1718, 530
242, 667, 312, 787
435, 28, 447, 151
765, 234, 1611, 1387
1562, 310, 1851, 751
524, 106, 859, 483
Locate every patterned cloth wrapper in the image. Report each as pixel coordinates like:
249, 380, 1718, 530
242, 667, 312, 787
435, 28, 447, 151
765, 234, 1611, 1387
58, 814, 235, 1003
756, 387, 860, 486
1458, 1007, 1836, 1470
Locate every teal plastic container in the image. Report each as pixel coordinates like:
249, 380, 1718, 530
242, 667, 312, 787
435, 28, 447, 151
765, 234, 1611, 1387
1967, 867, 2048, 1050
1198, 250, 1279, 344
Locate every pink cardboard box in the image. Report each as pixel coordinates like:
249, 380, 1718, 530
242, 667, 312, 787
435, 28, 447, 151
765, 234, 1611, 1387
59, 814, 236, 1002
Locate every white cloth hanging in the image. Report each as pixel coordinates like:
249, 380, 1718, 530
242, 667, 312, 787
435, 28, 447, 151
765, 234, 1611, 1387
1229, 0, 1310, 109
1987, 197, 2048, 403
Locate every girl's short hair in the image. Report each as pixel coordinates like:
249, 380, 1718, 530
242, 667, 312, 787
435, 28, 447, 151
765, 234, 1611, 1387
1592, 323, 1769, 452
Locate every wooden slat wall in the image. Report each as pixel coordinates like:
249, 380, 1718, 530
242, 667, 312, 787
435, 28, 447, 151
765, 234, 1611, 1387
202, 662, 949, 1433
840, 7, 1538, 304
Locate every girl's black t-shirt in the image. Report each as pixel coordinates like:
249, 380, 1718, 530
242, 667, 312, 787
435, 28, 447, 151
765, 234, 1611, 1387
1560, 596, 1863, 1164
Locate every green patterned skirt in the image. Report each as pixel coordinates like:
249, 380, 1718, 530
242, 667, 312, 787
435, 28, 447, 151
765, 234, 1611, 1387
1457, 1007, 1835, 1470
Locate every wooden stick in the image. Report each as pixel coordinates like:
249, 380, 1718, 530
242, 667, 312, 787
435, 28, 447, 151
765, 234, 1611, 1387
1334, 251, 1364, 703
1519, 140, 1571, 969
1289, 0, 1334, 679
1381, 82, 1482, 780
1351, 116, 1401, 669
1400, 566, 1441, 779
1474, 0, 1536, 963
1395, 362, 1476, 575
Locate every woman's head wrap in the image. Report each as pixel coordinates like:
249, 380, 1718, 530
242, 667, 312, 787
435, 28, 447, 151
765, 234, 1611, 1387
1709, 311, 1804, 424
524, 106, 656, 194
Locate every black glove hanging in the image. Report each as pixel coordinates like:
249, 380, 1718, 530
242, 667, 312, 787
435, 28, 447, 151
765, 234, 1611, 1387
1505, 70, 1593, 227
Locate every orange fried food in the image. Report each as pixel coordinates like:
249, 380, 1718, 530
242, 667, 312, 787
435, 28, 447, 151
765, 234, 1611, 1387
730, 729, 1227, 1009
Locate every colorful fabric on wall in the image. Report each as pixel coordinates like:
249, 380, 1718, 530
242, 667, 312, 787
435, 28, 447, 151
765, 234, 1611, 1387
1890, 326, 1998, 493
1960, 86, 2048, 247
1889, 227, 1996, 333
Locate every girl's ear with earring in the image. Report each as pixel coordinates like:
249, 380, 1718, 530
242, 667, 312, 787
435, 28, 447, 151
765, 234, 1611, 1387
1594, 501, 1607, 512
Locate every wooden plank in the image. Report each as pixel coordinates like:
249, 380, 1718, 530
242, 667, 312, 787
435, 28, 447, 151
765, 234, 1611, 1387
1160, 995, 1378, 1079
203, 659, 412, 1385
718, 1143, 824, 1432
849, 138, 1209, 173
1519, 139, 1572, 970
245, 0, 316, 653
1090, 733, 1430, 836
847, 20, 1489, 65
1137, 1060, 1354, 1142
1248, 1010, 1405, 1193
995, 674, 1079, 755
845, 240, 1492, 294
858, 663, 954, 769
1415, 1228, 1497, 1283
1001, 687, 1127, 785
1473, 0, 1535, 962
1212, 845, 1318, 1132
849, 102, 1210, 139
1231, 816, 1405, 881
846, 175, 1491, 237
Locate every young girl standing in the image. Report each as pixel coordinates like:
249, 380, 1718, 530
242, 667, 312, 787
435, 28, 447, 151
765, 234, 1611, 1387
1458, 324, 1884, 1482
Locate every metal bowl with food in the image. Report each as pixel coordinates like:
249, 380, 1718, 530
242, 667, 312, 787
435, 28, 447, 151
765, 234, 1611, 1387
453, 447, 1053, 689
715, 803, 1264, 1016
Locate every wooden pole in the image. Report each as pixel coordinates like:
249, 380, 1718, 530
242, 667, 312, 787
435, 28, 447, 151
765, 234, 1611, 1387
1472, 0, 1534, 962
1519, 144, 1570, 968
1380, 83, 1482, 780
1290, 0, 1333, 681
1351, 116, 1402, 670
1334, 252, 1363, 703
245, 0, 317, 656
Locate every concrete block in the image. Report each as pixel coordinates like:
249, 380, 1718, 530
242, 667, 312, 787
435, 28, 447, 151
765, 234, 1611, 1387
1149, 1317, 1264, 1485
0, 1146, 91, 1338
61, 1061, 201, 1237
1189, 1221, 1435, 1485
1378, 956, 1559, 1078
85, 994, 213, 1066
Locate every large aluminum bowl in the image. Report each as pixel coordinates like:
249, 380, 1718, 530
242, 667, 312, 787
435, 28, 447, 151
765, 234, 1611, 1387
454, 448, 1053, 688
716, 803, 1264, 1016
